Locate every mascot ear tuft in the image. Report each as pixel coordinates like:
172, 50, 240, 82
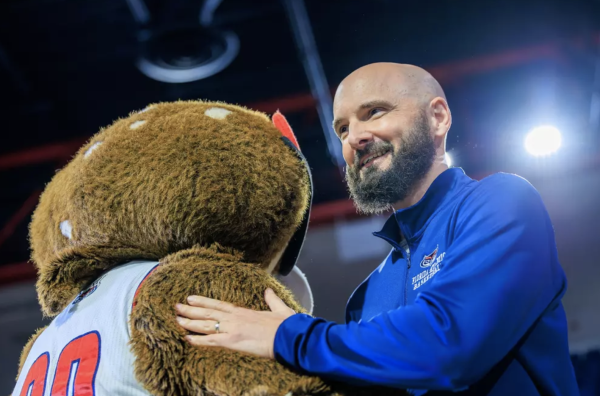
273, 110, 300, 150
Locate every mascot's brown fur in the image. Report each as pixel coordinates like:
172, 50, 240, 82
18, 101, 406, 395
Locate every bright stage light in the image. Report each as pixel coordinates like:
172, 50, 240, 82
445, 153, 452, 167
524, 125, 562, 156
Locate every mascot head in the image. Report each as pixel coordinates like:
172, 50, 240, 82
29, 101, 312, 315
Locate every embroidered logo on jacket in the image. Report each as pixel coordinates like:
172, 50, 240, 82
412, 247, 446, 290
420, 245, 439, 268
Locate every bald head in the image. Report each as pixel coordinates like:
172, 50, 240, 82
332, 62, 451, 140
335, 62, 446, 108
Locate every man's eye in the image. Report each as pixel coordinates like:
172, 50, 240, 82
339, 126, 348, 136
369, 108, 384, 116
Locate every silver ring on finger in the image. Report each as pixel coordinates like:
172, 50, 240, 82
215, 321, 220, 334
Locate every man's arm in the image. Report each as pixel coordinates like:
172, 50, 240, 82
274, 174, 566, 390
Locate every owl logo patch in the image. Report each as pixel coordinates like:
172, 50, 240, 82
420, 245, 439, 268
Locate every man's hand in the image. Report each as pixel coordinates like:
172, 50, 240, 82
175, 288, 296, 359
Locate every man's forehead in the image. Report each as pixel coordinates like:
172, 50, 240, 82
334, 81, 396, 115
338, 73, 391, 95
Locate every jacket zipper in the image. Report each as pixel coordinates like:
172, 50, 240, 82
400, 239, 411, 306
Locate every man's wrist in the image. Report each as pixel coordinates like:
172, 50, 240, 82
273, 313, 320, 370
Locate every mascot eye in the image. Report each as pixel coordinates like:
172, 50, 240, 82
138, 105, 154, 114
84, 142, 103, 158
204, 107, 232, 120
130, 120, 147, 129
60, 220, 73, 239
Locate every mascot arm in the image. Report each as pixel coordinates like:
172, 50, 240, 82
129, 251, 338, 396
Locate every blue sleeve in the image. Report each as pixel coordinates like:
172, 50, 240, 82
273, 175, 567, 390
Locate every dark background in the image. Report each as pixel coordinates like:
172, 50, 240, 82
1, 0, 600, 394
1, 0, 600, 265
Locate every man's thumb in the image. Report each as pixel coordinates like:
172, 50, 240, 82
265, 288, 293, 315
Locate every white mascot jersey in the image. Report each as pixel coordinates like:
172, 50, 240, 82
12, 261, 158, 396
12, 260, 313, 396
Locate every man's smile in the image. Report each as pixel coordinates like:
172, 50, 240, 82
359, 149, 391, 170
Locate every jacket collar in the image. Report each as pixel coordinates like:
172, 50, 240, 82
373, 168, 473, 248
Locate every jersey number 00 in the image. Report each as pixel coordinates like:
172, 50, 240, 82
19, 331, 101, 396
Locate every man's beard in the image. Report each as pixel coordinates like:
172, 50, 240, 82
345, 110, 436, 214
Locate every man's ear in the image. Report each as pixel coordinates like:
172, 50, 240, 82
430, 97, 452, 140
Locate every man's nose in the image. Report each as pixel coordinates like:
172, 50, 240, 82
347, 124, 373, 150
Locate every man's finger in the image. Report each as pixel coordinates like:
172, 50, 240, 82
177, 317, 220, 335
175, 304, 223, 321
264, 288, 295, 315
185, 334, 229, 347
187, 295, 236, 313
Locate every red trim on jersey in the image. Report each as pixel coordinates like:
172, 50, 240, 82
132, 264, 159, 310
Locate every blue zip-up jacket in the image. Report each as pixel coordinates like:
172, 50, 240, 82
274, 168, 579, 395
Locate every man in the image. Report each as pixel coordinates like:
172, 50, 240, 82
175, 63, 580, 395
